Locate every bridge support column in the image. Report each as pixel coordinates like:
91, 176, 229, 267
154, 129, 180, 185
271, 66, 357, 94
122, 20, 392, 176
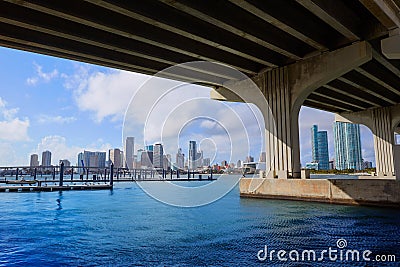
257, 68, 300, 178
372, 107, 395, 177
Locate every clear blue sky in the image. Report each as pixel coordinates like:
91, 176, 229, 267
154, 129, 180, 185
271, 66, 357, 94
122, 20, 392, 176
0, 47, 375, 166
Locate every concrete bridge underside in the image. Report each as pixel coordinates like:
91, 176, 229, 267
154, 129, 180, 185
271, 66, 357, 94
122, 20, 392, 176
1, 0, 400, 205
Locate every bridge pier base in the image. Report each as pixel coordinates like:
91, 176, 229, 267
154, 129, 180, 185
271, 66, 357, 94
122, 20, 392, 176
240, 178, 400, 207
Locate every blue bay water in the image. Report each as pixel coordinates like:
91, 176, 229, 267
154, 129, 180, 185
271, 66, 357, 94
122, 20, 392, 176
0, 175, 399, 266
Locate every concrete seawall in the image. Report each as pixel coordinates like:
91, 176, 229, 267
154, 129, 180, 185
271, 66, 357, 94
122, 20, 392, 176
240, 178, 400, 207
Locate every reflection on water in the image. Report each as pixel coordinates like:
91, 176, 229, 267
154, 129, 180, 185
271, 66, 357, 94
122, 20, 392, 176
56, 191, 63, 211
0, 176, 398, 266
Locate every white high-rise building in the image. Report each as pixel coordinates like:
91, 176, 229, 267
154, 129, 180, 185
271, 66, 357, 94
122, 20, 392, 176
163, 154, 171, 170
124, 137, 135, 169
41, 150, 52, 166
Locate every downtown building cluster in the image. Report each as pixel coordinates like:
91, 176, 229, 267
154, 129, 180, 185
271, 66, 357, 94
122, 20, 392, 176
306, 122, 373, 171
29, 150, 71, 169
28, 137, 265, 173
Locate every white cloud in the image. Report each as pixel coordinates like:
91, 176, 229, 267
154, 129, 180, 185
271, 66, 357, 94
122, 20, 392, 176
35, 135, 112, 165
26, 62, 59, 85
37, 114, 76, 124
65, 68, 148, 122
0, 97, 30, 142
0, 118, 30, 141
26, 77, 38, 86
61, 64, 90, 92
0, 142, 20, 166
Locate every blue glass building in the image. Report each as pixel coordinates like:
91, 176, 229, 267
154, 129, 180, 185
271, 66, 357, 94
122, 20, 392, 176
311, 125, 329, 170
333, 122, 363, 170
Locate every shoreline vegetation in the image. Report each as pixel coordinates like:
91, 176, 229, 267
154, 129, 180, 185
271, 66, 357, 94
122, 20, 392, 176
309, 168, 376, 175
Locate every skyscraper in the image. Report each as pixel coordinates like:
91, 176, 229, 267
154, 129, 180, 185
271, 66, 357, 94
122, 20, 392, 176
176, 148, 184, 169
237, 159, 242, 168
153, 143, 164, 168
188, 141, 197, 169
41, 150, 52, 166
196, 150, 203, 167
30, 154, 39, 167
311, 125, 319, 163
141, 151, 153, 168
245, 156, 254, 163
81, 150, 106, 168
203, 158, 211, 167
310, 125, 329, 170
109, 148, 123, 168
137, 149, 144, 168
334, 122, 363, 170
78, 152, 84, 170
124, 137, 134, 169
163, 154, 171, 170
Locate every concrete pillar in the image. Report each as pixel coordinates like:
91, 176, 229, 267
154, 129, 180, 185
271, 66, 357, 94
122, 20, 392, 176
258, 67, 300, 178
372, 107, 395, 177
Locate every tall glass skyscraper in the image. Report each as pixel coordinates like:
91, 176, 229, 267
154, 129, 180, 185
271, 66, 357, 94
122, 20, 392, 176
311, 125, 329, 170
333, 122, 363, 170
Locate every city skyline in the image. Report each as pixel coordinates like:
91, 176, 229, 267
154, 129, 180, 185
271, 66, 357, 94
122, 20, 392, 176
0, 46, 376, 167
26, 139, 264, 170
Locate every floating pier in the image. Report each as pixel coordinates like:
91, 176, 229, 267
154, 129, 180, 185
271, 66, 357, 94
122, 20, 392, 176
0, 164, 216, 193
0, 184, 113, 192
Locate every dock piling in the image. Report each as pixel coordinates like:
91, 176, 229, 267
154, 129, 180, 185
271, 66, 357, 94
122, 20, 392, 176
59, 162, 64, 187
